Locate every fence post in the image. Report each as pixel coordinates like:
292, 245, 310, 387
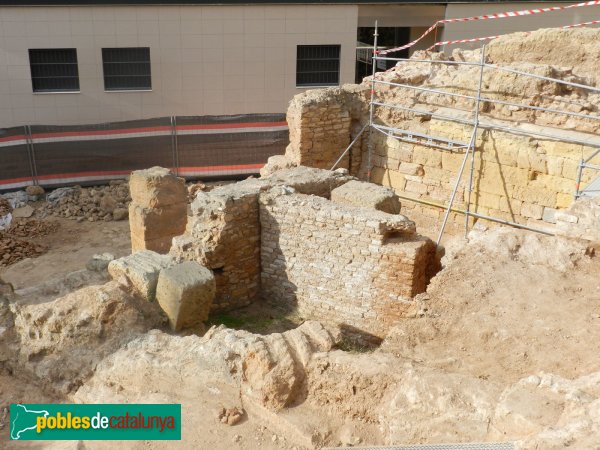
171, 116, 179, 176
24, 124, 38, 186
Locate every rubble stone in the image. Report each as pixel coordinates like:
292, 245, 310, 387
108, 250, 174, 301
12, 205, 34, 219
25, 185, 45, 197
331, 180, 401, 214
112, 207, 128, 221
86, 253, 116, 272
156, 261, 215, 331
40, 184, 130, 222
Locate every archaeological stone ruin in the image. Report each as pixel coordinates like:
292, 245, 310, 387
1, 26, 600, 450
121, 165, 438, 338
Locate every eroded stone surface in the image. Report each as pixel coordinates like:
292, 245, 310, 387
129, 167, 187, 254
331, 180, 401, 214
156, 261, 215, 331
108, 250, 174, 301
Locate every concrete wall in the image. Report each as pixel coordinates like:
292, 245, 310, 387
0, 4, 357, 127
442, 3, 600, 51
357, 4, 444, 28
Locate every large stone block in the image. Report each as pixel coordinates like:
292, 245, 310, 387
156, 262, 216, 331
331, 180, 401, 214
129, 166, 187, 208
129, 203, 187, 253
108, 251, 174, 301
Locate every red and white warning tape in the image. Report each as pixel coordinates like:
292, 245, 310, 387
379, 0, 600, 55
425, 19, 600, 50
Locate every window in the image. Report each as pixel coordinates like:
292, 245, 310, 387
29, 49, 80, 93
296, 45, 341, 87
102, 47, 151, 91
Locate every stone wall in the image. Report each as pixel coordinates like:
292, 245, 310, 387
284, 88, 355, 171
171, 179, 264, 312
275, 31, 600, 233
171, 167, 353, 312
260, 191, 437, 338
168, 165, 438, 336
369, 123, 599, 232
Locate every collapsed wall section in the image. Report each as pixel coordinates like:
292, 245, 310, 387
259, 191, 437, 338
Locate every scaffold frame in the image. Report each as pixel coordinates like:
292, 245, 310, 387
335, 22, 600, 245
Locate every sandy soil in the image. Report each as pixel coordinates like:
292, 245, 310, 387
382, 231, 600, 385
1, 217, 130, 290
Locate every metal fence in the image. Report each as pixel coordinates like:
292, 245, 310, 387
0, 113, 289, 191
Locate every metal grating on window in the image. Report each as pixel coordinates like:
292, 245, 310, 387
29, 49, 80, 93
102, 47, 151, 91
296, 45, 340, 87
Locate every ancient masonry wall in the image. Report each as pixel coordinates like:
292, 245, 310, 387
171, 168, 353, 312
272, 30, 600, 233
284, 88, 367, 173
171, 181, 263, 312
168, 166, 438, 336
280, 87, 600, 232
260, 191, 437, 338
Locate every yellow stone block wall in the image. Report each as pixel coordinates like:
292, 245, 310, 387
368, 120, 599, 229
283, 87, 599, 233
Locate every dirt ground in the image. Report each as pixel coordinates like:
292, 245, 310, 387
382, 231, 600, 386
2, 196, 599, 449
1, 217, 130, 290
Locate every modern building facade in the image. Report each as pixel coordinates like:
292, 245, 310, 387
0, 1, 599, 128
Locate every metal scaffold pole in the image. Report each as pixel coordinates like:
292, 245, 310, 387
464, 44, 487, 238
366, 21, 378, 182
436, 44, 486, 246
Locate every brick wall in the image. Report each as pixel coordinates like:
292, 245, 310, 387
170, 167, 352, 312
259, 191, 437, 338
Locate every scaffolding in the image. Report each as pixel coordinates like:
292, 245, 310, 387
334, 22, 600, 245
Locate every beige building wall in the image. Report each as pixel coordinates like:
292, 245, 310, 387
442, 2, 600, 50
0, 4, 358, 127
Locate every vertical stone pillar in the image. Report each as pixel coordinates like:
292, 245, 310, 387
128, 166, 187, 254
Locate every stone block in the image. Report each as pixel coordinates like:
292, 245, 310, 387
556, 193, 573, 209
398, 162, 425, 176
554, 212, 579, 224
538, 141, 583, 160
412, 145, 442, 168
542, 207, 558, 224
405, 180, 428, 195
441, 152, 465, 173
129, 166, 186, 208
108, 250, 174, 301
521, 203, 544, 220
156, 262, 216, 331
129, 203, 187, 253
331, 180, 401, 214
